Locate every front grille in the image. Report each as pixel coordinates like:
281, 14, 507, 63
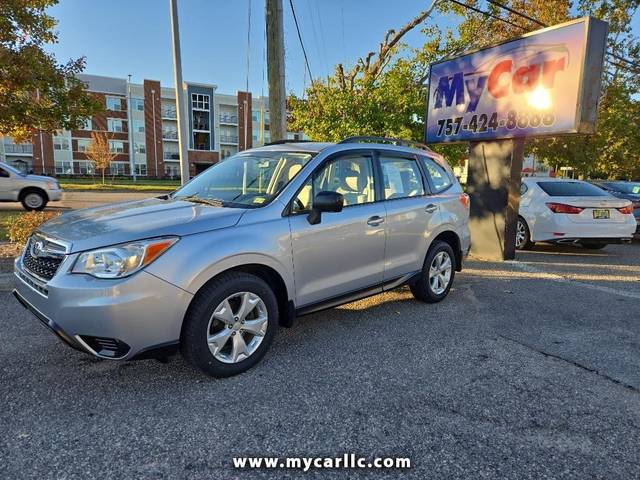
22, 237, 65, 281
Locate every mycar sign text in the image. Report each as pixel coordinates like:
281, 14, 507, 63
425, 17, 608, 144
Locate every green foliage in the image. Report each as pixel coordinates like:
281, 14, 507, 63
289, 0, 640, 177
0, 0, 101, 142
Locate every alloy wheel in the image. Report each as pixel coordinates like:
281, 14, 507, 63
429, 251, 452, 295
206, 291, 268, 364
516, 220, 526, 248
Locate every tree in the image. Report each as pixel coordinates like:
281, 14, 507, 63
0, 0, 101, 143
85, 132, 115, 185
289, 0, 640, 177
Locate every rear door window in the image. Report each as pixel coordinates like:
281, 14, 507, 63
379, 156, 424, 200
538, 181, 609, 197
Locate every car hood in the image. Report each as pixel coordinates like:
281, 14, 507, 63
37, 197, 247, 252
24, 174, 54, 183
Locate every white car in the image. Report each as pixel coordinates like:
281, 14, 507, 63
517, 177, 635, 250
0, 162, 63, 210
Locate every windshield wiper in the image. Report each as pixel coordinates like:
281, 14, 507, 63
176, 195, 225, 207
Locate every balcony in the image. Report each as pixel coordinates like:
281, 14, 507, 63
219, 134, 238, 144
163, 152, 180, 160
162, 131, 178, 140
4, 143, 33, 154
161, 108, 177, 119
219, 114, 238, 124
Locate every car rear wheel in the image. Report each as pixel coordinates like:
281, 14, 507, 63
410, 240, 455, 303
515, 217, 534, 250
181, 272, 278, 378
20, 189, 47, 211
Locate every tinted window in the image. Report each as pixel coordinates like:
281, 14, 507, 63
538, 181, 609, 197
420, 157, 452, 192
603, 182, 640, 195
313, 155, 374, 207
380, 156, 424, 200
0, 168, 9, 178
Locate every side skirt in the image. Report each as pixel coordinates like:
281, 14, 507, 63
295, 271, 421, 317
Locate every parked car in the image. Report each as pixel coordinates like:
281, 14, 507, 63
0, 162, 62, 210
516, 177, 635, 250
13, 138, 471, 377
592, 181, 640, 233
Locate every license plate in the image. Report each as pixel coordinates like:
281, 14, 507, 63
593, 209, 610, 219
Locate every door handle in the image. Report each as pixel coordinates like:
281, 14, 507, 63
425, 204, 438, 214
367, 215, 385, 227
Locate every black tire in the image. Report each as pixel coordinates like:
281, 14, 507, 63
516, 216, 535, 250
20, 188, 47, 211
181, 272, 278, 378
580, 242, 606, 250
410, 240, 456, 303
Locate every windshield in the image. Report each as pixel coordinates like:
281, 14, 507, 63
173, 151, 314, 208
0, 163, 25, 176
604, 182, 640, 195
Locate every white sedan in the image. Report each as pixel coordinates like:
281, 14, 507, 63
517, 177, 636, 250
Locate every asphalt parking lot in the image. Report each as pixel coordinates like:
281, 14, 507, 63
1, 242, 640, 479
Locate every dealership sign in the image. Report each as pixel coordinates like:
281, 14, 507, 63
425, 17, 608, 143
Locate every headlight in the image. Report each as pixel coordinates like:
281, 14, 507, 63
46, 181, 58, 190
72, 237, 178, 279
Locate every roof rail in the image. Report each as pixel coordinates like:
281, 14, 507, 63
264, 139, 316, 146
338, 136, 434, 153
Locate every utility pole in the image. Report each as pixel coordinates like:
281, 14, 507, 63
127, 74, 137, 181
266, 0, 286, 142
170, 0, 190, 185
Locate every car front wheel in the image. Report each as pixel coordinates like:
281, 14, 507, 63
181, 272, 278, 378
410, 240, 456, 303
20, 189, 47, 211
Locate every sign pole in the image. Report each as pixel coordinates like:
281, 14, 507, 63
467, 138, 524, 260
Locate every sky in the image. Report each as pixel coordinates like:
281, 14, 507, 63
45, 0, 459, 96
46, 1, 639, 97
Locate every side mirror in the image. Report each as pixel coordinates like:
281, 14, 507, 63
307, 191, 344, 225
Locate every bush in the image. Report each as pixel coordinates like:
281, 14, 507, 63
8, 211, 61, 246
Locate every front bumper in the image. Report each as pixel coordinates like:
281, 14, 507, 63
13, 256, 193, 360
48, 189, 63, 202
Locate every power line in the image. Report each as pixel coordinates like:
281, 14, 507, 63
288, 0, 314, 82
451, 0, 640, 74
486, 0, 545, 27
484, 0, 640, 71
448, 0, 527, 31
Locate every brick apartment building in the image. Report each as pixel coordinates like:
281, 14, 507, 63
0, 74, 305, 179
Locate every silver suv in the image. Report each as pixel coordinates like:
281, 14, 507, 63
0, 162, 63, 210
13, 138, 470, 377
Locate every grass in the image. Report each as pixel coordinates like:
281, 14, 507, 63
59, 178, 181, 192
0, 211, 16, 242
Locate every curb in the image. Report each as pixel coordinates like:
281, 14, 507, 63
0, 273, 14, 292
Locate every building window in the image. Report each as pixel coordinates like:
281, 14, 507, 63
133, 120, 145, 133
80, 118, 92, 130
193, 132, 210, 150
107, 118, 126, 133
135, 164, 147, 176
135, 143, 146, 154
108, 140, 125, 154
252, 110, 259, 122
77, 161, 95, 175
110, 162, 127, 175
192, 111, 210, 131
131, 98, 144, 111
106, 96, 124, 111
76, 139, 90, 152
53, 136, 70, 151
55, 161, 73, 174
191, 93, 210, 111
162, 126, 178, 140
164, 163, 180, 178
